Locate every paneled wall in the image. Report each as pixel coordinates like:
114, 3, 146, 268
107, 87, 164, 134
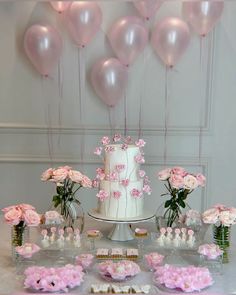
0, 1, 236, 216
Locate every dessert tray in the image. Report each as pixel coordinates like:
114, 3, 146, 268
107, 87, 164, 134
96, 248, 139, 260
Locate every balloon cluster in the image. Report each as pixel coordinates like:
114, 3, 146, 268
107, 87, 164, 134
23, 1, 224, 106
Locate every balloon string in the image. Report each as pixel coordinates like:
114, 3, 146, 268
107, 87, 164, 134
164, 66, 170, 168
42, 76, 53, 166
57, 58, 63, 147
108, 107, 114, 137
78, 48, 85, 169
124, 88, 127, 137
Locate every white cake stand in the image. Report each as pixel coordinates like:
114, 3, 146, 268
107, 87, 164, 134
88, 209, 155, 241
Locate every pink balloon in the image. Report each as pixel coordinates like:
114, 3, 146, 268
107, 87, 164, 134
151, 17, 190, 68
50, 2, 71, 13
134, 0, 163, 20
66, 2, 102, 48
182, 1, 224, 37
91, 58, 128, 107
108, 16, 148, 66
24, 24, 62, 76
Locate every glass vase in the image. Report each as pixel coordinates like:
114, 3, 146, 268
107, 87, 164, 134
213, 224, 230, 263
54, 199, 84, 233
11, 225, 29, 262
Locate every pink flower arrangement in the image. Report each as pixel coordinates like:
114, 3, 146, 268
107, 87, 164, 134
75, 253, 94, 269
154, 264, 213, 292
15, 243, 40, 258
144, 252, 164, 270
24, 264, 84, 292
198, 244, 223, 260
98, 260, 140, 281
2, 204, 40, 227
41, 166, 92, 225
202, 204, 236, 226
158, 167, 206, 227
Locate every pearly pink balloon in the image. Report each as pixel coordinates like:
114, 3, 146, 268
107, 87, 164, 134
133, 0, 163, 20
182, 1, 224, 37
66, 2, 102, 48
24, 24, 62, 76
50, 2, 71, 14
91, 58, 128, 107
151, 17, 190, 68
108, 16, 148, 66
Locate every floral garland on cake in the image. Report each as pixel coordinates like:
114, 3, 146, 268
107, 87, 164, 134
93, 134, 151, 202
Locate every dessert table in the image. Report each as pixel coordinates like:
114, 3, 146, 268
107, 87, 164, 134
0, 216, 235, 295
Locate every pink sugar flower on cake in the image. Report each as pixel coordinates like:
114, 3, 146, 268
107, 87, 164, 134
113, 133, 122, 142
143, 184, 152, 195
138, 170, 146, 178
16, 243, 40, 258
121, 179, 129, 187
96, 167, 105, 180
115, 164, 126, 173
96, 190, 109, 202
94, 146, 103, 156
144, 176, 150, 184
131, 188, 143, 198
105, 146, 115, 153
124, 136, 132, 144
101, 136, 110, 145
135, 139, 146, 148
107, 171, 119, 181
113, 191, 122, 199
92, 179, 99, 188
134, 154, 145, 164
121, 143, 128, 151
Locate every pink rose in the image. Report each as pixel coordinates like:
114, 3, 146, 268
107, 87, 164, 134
41, 168, 54, 181
96, 167, 105, 180
92, 179, 99, 188
134, 154, 145, 164
214, 203, 227, 210
135, 139, 146, 148
101, 136, 110, 145
183, 174, 199, 190
124, 136, 133, 144
4, 207, 22, 225
113, 191, 122, 199
171, 166, 186, 177
69, 170, 83, 183
158, 168, 171, 181
52, 168, 68, 182
105, 146, 115, 153
2, 205, 19, 213
169, 174, 184, 189
96, 190, 109, 202
94, 147, 103, 156
59, 165, 72, 171
106, 171, 119, 181
81, 175, 92, 188
113, 134, 122, 142
143, 184, 152, 195
131, 188, 143, 198
219, 210, 236, 226
138, 170, 146, 178
121, 144, 128, 151
19, 204, 36, 211
202, 208, 220, 224
196, 173, 206, 187
23, 209, 40, 226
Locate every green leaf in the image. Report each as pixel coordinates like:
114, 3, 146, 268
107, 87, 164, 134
56, 186, 64, 195
52, 195, 61, 208
177, 199, 186, 208
164, 200, 172, 208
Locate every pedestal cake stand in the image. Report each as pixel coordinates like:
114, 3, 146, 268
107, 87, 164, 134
88, 209, 155, 241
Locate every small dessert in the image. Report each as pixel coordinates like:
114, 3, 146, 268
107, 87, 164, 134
91, 284, 110, 294
87, 229, 100, 238
76, 254, 94, 269
96, 248, 109, 259
126, 248, 139, 259
132, 285, 151, 294
110, 248, 124, 258
134, 228, 148, 237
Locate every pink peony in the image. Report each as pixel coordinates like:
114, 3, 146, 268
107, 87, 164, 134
23, 209, 40, 226
41, 168, 54, 181
135, 139, 146, 148
183, 174, 199, 190
158, 168, 171, 181
219, 210, 236, 226
51, 168, 68, 183
101, 136, 110, 145
94, 146, 103, 156
69, 170, 83, 183
196, 173, 206, 187
169, 174, 184, 189
81, 175, 92, 188
4, 207, 22, 225
96, 190, 109, 202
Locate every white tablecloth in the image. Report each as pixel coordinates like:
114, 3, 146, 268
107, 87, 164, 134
0, 216, 235, 294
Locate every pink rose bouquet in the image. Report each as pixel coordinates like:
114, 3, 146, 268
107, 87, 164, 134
157, 167, 205, 227
41, 166, 92, 227
202, 204, 236, 263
